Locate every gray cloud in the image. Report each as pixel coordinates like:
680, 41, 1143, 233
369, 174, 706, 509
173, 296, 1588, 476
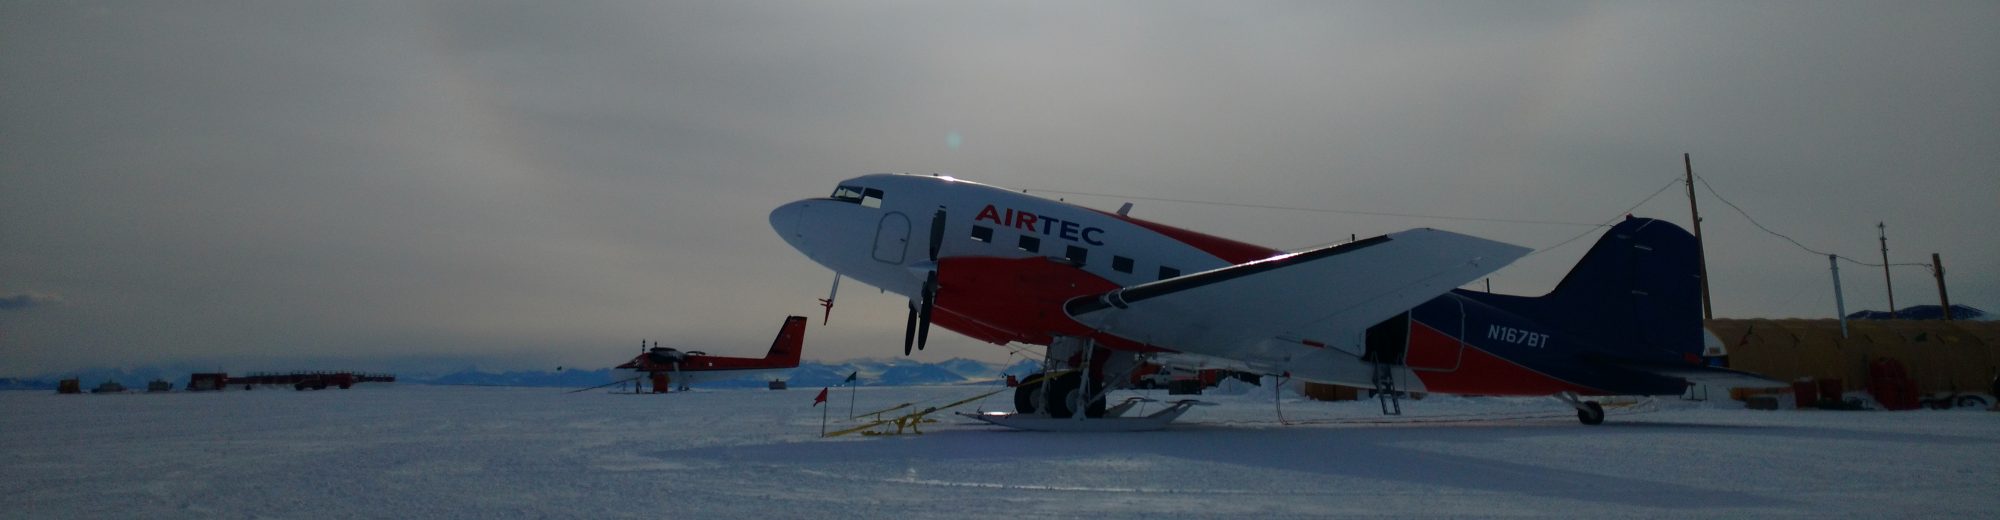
2, 1, 1995, 376
0, 293, 63, 311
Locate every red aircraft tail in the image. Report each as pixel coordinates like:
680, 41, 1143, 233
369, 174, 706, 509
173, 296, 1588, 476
761, 316, 809, 367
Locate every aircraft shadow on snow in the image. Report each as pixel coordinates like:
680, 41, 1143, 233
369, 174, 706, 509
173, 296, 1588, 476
648, 422, 1827, 510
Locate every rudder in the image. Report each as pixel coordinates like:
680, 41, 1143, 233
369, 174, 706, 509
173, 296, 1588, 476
1538, 217, 1704, 364
763, 316, 809, 367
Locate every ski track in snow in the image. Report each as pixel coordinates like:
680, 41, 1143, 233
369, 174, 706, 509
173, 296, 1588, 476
3, 384, 1996, 518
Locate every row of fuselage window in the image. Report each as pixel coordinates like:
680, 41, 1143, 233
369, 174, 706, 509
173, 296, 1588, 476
968, 224, 1183, 281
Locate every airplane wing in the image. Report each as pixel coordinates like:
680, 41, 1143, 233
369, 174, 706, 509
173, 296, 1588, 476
1065, 229, 1531, 363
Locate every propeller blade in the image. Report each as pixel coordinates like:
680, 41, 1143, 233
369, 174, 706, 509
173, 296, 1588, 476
895, 207, 947, 355
818, 274, 841, 325
902, 301, 919, 356
927, 207, 947, 262
916, 272, 938, 350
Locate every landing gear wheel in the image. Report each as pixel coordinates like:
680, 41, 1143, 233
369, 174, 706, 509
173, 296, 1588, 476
1013, 373, 1043, 415
1956, 395, 1989, 409
1049, 372, 1107, 419
1045, 373, 1076, 418
1577, 401, 1605, 425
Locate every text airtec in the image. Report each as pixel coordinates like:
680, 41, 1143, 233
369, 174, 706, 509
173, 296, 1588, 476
1488, 325, 1551, 348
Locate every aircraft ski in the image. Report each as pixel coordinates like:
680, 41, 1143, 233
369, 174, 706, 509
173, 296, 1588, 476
959, 397, 1212, 432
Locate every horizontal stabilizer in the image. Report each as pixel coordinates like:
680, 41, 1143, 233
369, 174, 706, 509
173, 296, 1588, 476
1606, 361, 1786, 388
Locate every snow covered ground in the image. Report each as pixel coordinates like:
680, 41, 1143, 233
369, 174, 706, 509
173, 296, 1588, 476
4, 384, 1996, 518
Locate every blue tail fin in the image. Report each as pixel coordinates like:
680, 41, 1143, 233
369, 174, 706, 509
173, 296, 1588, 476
1539, 217, 1704, 364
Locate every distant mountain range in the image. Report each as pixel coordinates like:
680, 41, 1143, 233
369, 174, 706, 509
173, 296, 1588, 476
0, 358, 1046, 391
1845, 304, 1990, 321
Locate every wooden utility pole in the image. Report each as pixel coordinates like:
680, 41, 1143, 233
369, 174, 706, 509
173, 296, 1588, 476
1933, 253, 1952, 320
1685, 153, 1714, 320
1879, 222, 1897, 319
1830, 255, 1848, 338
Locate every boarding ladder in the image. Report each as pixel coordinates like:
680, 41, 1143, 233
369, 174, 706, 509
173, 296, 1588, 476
1372, 358, 1402, 416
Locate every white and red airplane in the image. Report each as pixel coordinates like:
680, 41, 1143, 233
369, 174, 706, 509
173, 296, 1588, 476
617, 316, 807, 390
769, 174, 1767, 424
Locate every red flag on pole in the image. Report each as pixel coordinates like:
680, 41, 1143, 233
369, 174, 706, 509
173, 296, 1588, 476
813, 387, 828, 406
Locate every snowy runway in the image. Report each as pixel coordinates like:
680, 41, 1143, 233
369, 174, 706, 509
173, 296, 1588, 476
5, 385, 1995, 518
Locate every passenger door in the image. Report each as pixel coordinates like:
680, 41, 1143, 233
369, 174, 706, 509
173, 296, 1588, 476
873, 212, 910, 264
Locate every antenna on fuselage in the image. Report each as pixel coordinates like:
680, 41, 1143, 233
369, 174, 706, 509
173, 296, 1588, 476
1117, 202, 1133, 216
819, 274, 841, 325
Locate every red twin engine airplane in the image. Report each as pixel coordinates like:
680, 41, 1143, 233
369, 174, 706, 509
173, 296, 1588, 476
617, 316, 808, 390
769, 174, 1768, 424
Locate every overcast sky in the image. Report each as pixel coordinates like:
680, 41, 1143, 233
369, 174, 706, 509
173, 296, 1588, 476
3, 1, 1995, 376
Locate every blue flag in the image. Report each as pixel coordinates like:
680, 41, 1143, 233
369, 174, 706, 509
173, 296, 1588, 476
844, 371, 858, 383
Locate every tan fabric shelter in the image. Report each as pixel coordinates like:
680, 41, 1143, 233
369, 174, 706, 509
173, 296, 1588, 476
1708, 319, 2000, 395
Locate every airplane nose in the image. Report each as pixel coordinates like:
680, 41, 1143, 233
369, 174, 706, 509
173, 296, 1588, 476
769, 201, 808, 252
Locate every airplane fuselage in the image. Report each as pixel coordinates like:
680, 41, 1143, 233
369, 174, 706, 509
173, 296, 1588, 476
772, 175, 1269, 352
771, 174, 1695, 397
771, 175, 1260, 299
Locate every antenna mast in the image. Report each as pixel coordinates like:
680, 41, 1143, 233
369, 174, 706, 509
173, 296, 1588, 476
1879, 222, 1897, 319
1685, 153, 1714, 320
1933, 253, 1952, 320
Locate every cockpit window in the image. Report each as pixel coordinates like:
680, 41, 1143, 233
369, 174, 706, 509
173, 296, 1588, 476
829, 185, 886, 208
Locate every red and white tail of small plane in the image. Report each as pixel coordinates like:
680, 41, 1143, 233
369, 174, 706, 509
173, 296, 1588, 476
756, 315, 808, 367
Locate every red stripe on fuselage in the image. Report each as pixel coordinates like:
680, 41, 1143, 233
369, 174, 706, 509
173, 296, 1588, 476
933, 255, 1166, 353
1088, 209, 1278, 265
930, 308, 1021, 346
934, 255, 1117, 345
1403, 319, 1462, 370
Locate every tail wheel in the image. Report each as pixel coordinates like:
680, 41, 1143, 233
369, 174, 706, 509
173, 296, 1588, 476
1013, 373, 1042, 415
1577, 401, 1605, 425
